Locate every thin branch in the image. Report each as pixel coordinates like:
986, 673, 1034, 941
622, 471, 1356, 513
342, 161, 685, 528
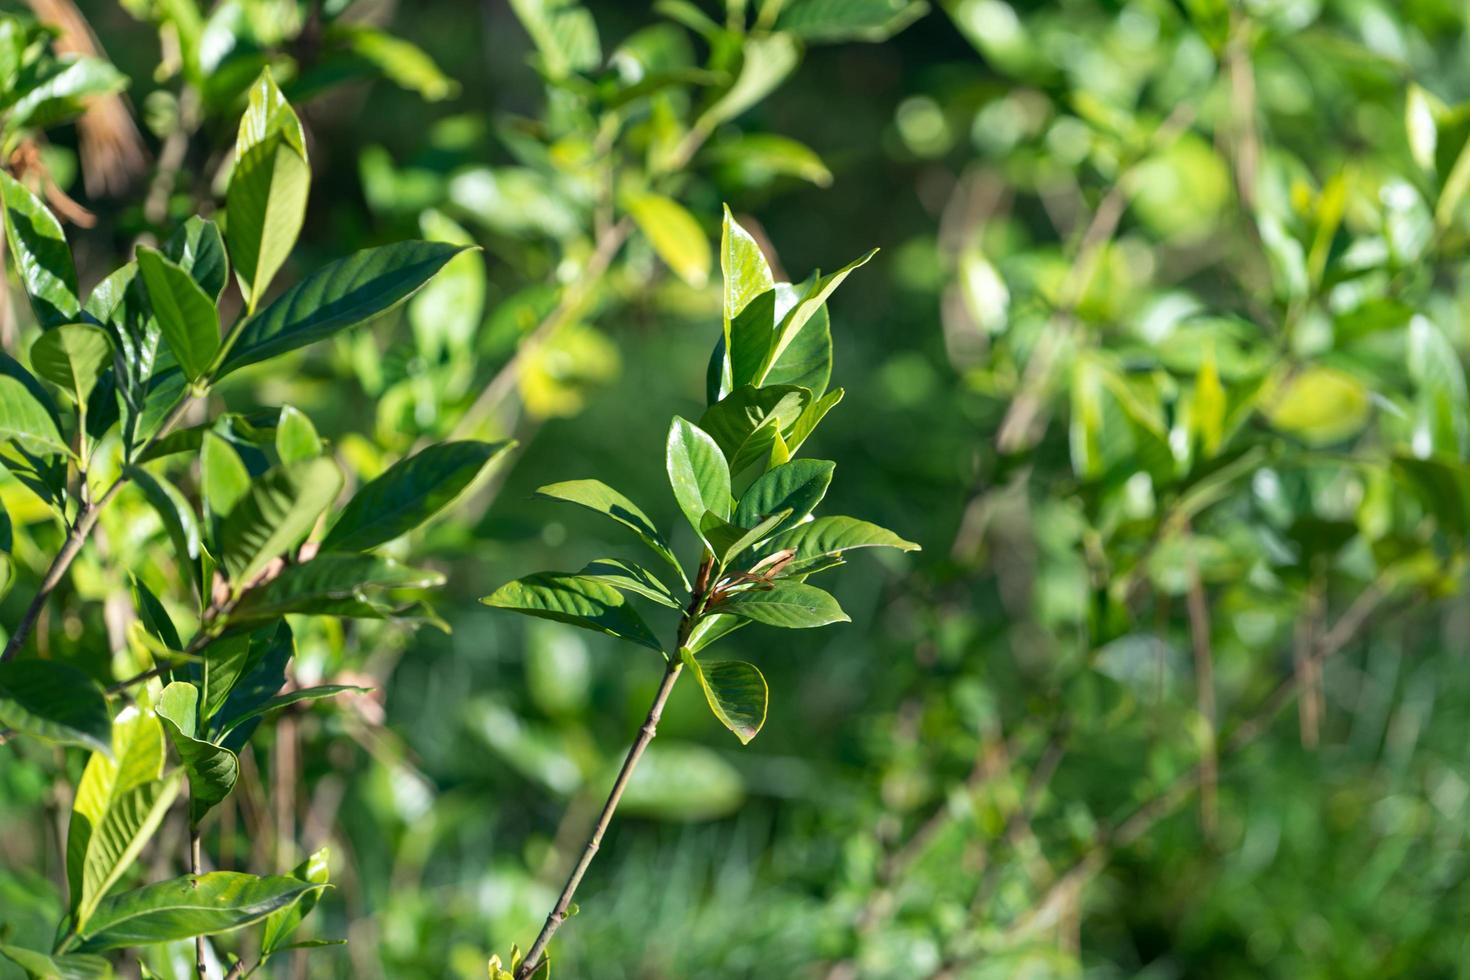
192, 827, 207, 979
995, 102, 1195, 453
1, 396, 194, 662
514, 558, 715, 979
931, 578, 1395, 976
1184, 546, 1217, 836
451, 218, 632, 440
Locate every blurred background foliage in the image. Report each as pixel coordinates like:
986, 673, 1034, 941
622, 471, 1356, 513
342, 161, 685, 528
8, 0, 1470, 976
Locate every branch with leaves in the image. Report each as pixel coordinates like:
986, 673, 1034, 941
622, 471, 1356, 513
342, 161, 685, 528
482, 209, 917, 979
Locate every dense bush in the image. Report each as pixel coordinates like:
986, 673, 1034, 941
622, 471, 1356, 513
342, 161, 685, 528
4, 0, 1470, 977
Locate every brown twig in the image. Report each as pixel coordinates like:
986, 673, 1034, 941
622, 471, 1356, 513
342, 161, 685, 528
514, 558, 714, 979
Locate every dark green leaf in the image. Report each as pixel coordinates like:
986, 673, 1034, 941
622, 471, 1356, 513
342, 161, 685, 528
217, 457, 343, 588
215, 687, 369, 741
216, 241, 470, 378
534, 479, 686, 585
260, 848, 331, 958
0, 660, 110, 754
227, 554, 444, 623
136, 247, 220, 383
156, 682, 239, 824
698, 384, 809, 475
0, 170, 79, 328
482, 573, 663, 651
579, 557, 681, 608
322, 440, 511, 552
163, 216, 229, 303
734, 459, 833, 534
714, 581, 849, 628
0, 368, 68, 456
761, 515, 920, 566
681, 650, 767, 744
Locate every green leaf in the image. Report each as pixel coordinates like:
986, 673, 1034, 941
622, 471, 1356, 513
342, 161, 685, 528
74, 872, 327, 951
30, 323, 113, 405
625, 191, 710, 287
680, 650, 767, 744
698, 384, 809, 475
685, 612, 747, 653
699, 34, 800, 130
0, 660, 110, 754
705, 132, 833, 188
734, 459, 833, 534
227, 69, 309, 311
322, 440, 511, 552
215, 687, 368, 741
275, 405, 321, 463
136, 247, 220, 383
226, 554, 444, 623
1266, 366, 1371, 446
0, 945, 111, 980
784, 387, 843, 455
198, 634, 254, 731
718, 207, 775, 394
702, 509, 791, 564
482, 573, 663, 651
200, 430, 252, 536
775, 0, 928, 41
129, 467, 202, 597
67, 709, 183, 930
0, 169, 79, 328
9, 55, 126, 130
760, 282, 832, 397
0, 372, 67, 456
216, 241, 470, 378
260, 847, 331, 958
760, 515, 920, 568
508, 0, 601, 79
713, 581, 849, 628
163, 216, 229, 303
333, 25, 459, 100
759, 249, 875, 382
1408, 314, 1468, 456
579, 557, 681, 608
534, 479, 685, 584
217, 457, 343, 588
667, 416, 731, 543
156, 682, 239, 824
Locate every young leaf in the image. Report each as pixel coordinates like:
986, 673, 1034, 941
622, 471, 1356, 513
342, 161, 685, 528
228, 70, 310, 311
533, 479, 686, 585
275, 405, 322, 463
74, 872, 327, 951
30, 323, 113, 405
216, 241, 470, 377
163, 215, 229, 302
322, 440, 511, 552
129, 467, 202, 596
0, 169, 79, 328
136, 247, 220, 383
482, 573, 663, 651
759, 249, 876, 381
0, 659, 111, 754
217, 457, 344, 588
698, 384, 809, 475
67, 709, 183, 930
785, 387, 843, 455
579, 557, 681, 608
667, 416, 731, 541
625, 191, 710, 287
200, 430, 252, 533
762, 282, 832, 396
260, 848, 331, 958
700, 34, 801, 131
719, 207, 775, 389
156, 682, 239, 824
0, 372, 68, 456
714, 581, 849, 628
681, 650, 767, 745
734, 459, 833, 534
197, 634, 255, 731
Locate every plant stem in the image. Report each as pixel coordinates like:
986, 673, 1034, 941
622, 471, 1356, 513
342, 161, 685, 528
514, 558, 713, 979
0, 396, 194, 662
191, 826, 207, 979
